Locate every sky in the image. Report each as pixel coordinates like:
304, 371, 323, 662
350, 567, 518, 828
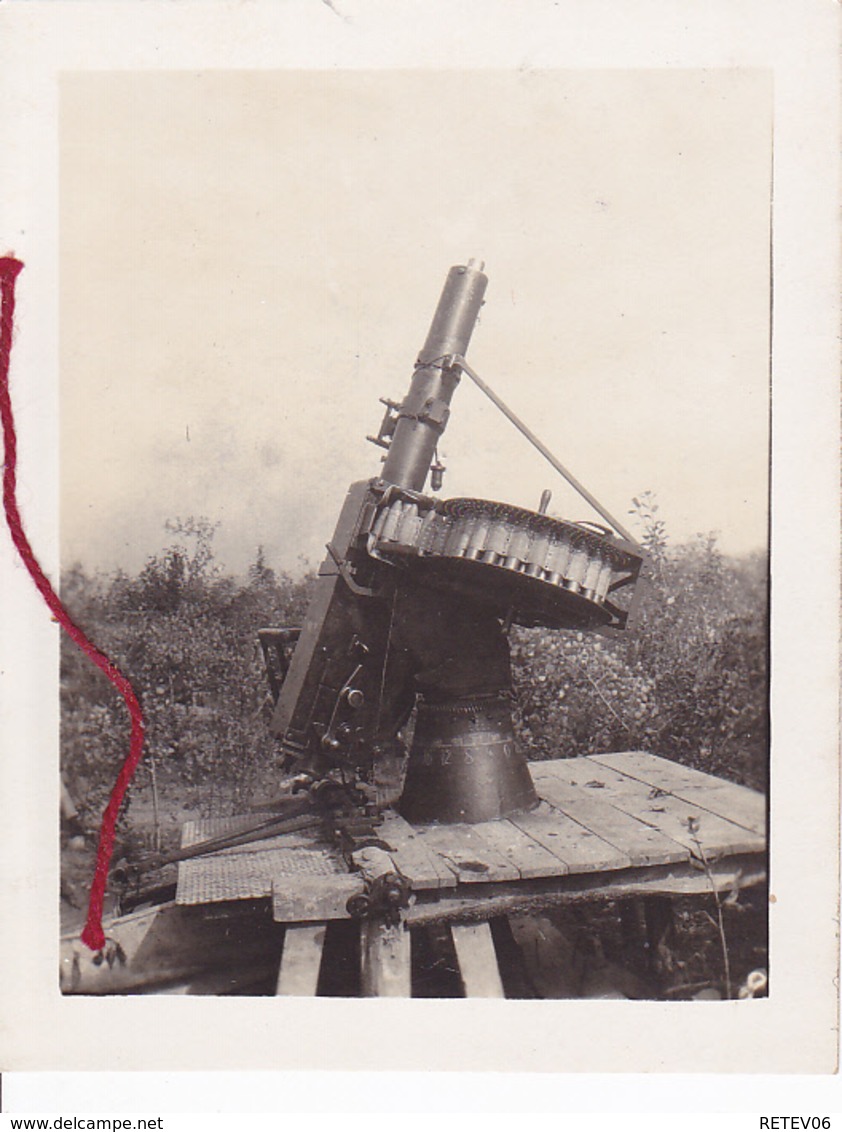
60, 68, 771, 578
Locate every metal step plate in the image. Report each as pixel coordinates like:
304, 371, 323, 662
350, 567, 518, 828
176, 815, 348, 906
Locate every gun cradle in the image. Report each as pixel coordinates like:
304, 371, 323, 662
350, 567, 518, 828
266, 262, 644, 825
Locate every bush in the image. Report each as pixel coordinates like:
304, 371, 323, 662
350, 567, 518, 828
60, 521, 315, 824
511, 496, 768, 790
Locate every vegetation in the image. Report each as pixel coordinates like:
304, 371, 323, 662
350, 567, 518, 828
511, 494, 768, 791
60, 518, 315, 827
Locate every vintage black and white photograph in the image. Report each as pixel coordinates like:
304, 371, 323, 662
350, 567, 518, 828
1, 0, 839, 1090
55, 68, 771, 1002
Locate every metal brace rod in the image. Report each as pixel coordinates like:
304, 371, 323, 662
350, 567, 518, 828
119, 808, 321, 877
446, 353, 640, 549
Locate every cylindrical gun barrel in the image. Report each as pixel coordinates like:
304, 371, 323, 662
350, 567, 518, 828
417, 258, 488, 365
381, 261, 488, 492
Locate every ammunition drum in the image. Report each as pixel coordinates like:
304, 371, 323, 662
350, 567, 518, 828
369, 493, 642, 631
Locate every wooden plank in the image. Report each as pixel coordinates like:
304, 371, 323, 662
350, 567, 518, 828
275, 924, 326, 996
377, 812, 457, 890
360, 920, 412, 997
580, 756, 765, 857
529, 767, 689, 867
509, 801, 632, 873
588, 751, 766, 835
450, 923, 505, 998
62, 902, 280, 995
61, 904, 171, 994
272, 874, 364, 922
536, 757, 764, 858
469, 818, 569, 880
417, 823, 521, 884
406, 856, 767, 927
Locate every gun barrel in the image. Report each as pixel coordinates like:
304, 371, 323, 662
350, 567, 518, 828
380, 260, 487, 492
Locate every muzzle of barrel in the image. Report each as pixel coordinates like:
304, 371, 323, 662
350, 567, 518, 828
381, 260, 488, 493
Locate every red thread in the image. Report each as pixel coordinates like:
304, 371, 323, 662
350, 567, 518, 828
0, 257, 145, 952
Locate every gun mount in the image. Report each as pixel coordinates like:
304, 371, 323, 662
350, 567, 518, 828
60, 262, 767, 1001
266, 261, 646, 824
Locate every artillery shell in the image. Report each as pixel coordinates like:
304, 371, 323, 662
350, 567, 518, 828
397, 502, 421, 547
464, 514, 491, 560
583, 554, 603, 598
595, 559, 614, 602
563, 547, 589, 590
523, 532, 551, 577
380, 499, 404, 542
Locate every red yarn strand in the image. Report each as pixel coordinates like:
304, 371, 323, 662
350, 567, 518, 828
0, 257, 145, 951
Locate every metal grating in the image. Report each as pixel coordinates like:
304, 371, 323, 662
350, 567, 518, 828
176, 814, 348, 906
180, 814, 318, 851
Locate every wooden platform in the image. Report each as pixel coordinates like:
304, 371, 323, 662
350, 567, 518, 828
61, 752, 766, 997
271, 752, 766, 998
178, 751, 766, 917
176, 750, 766, 998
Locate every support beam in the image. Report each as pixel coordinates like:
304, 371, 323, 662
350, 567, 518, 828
360, 920, 412, 997
275, 924, 326, 996
450, 922, 505, 998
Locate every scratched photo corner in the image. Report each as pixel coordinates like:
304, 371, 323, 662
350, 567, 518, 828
58, 67, 769, 1000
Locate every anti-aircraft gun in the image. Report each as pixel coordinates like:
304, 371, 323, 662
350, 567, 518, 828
260, 260, 646, 826
60, 260, 769, 999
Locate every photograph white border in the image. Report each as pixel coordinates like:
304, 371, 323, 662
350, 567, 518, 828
0, 0, 838, 1077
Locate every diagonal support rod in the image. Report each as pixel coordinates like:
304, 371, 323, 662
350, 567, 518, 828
446, 353, 640, 549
